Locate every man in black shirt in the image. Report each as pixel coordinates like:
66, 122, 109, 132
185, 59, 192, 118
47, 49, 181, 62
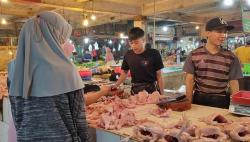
112, 27, 164, 95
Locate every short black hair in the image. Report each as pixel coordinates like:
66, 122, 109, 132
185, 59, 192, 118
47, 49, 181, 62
128, 27, 145, 41
201, 38, 207, 44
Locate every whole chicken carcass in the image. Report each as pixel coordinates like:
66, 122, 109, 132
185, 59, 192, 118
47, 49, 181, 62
147, 91, 161, 104
224, 123, 250, 142
133, 121, 165, 142
163, 128, 191, 142
116, 109, 137, 128
200, 113, 231, 126
121, 99, 136, 109
150, 108, 172, 118
128, 95, 137, 105
99, 112, 117, 130
195, 126, 228, 142
239, 117, 250, 126
136, 91, 149, 105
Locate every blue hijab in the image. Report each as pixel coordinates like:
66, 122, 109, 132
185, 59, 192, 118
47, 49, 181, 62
9, 11, 84, 98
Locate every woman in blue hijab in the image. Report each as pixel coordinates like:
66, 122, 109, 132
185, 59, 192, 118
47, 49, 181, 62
9, 11, 110, 142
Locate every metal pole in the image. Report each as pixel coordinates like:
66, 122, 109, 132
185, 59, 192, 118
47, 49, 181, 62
153, 0, 156, 49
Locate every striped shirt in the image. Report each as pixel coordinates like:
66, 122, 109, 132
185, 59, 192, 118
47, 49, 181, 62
183, 46, 243, 95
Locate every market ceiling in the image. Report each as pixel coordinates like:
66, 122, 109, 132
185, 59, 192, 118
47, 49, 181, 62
0, 0, 243, 30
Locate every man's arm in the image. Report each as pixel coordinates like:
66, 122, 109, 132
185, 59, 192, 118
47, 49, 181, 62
185, 73, 194, 103
113, 70, 128, 88
229, 80, 239, 95
156, 70, 164, 95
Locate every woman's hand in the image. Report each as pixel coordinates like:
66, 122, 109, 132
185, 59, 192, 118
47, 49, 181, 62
84, 85, 111, 106
99, 85, 111, 96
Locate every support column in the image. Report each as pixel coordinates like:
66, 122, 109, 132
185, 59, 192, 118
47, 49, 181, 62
133, 16, 152, 47
133, 16, 146, 31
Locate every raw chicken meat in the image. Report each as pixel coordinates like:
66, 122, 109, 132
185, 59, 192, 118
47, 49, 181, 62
133, 120, 165, 142
121, 98, 136, 109
99, 112, 117, 130
224, 123, 250, 142
163, 128, 191, 142
116, 109, 137, 129
87, 96, 137, 130
99, 108, 137, 130
86, 102, 106, 122
136, 91, 149, 105
166, 114, 193, 130
128, 95, 137, 104
150, 107, 172, 118
239, 117, 250, 126
195, 126, 228, 142
164, 114, 200, 141
147, 91, 161, 104
0, 73, 8, 100
200, 113, 231, 125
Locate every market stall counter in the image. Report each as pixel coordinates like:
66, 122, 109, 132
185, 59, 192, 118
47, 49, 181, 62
87, 94, 249, 142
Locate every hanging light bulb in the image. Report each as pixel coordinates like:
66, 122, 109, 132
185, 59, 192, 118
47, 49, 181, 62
84, 38, 89, 44
91, 14, 96, 21
1, 0, 8, 3
120, 33, 124, 38
8, 50, 13, 55
195, 25, 200, 30
82, 18, 89, 27
1, 18, 7, 25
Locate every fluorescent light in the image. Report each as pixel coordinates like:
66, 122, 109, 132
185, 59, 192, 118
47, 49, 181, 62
247, 0, 250, 6
118, 44, 121, 51
88, 45, 93, 51
223, 0, 234, 7
84, 38, 89, 44
109, 40, 112, 44
121, 39, 124, 44
162, 26, 168, 31
180, 40, 184, 43
195, 42, 199, 47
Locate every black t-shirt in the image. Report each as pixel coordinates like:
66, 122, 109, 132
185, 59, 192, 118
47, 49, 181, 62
121, 48, 164, 83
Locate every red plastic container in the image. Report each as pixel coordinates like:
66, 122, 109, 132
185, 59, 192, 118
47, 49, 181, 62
232, 91, 250, 106
79, 70, 92, 77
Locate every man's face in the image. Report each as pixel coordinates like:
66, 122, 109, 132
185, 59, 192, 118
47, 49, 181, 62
207, 28, 227, 46
129, 37, 145, 53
